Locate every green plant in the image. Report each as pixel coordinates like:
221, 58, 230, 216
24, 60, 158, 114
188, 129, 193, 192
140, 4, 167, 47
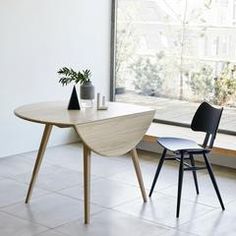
58, 67, 91, 86
188, 64, 214, 101
214, 62, 236, 105
130, 53, 164, 96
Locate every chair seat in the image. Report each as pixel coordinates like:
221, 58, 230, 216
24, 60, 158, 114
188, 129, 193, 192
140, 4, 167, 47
157, 137, 204, 153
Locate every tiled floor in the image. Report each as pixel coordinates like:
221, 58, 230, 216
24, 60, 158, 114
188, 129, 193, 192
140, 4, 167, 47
0, 143, 236, 235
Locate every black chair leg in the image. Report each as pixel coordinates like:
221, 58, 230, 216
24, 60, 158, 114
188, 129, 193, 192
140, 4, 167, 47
176, 152, 184, 218
189, 154, 199, 194
149, 149, 167, 197
203, 153, 225, 210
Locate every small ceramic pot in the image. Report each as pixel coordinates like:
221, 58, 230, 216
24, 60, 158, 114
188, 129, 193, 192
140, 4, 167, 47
80, 81, 95, 100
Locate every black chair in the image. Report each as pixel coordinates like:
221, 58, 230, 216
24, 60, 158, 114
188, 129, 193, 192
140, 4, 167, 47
149, 102, 225, 217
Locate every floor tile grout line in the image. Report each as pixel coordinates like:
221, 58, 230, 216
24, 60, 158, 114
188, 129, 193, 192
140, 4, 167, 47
0, 209, 52, 230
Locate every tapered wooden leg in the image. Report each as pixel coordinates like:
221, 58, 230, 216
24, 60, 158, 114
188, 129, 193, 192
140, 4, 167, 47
25, 124, 53, 203
131, 148, 147, 202
83, 143, 91, 224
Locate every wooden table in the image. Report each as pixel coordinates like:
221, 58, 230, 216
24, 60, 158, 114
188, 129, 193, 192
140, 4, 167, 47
14, 101, 155, 224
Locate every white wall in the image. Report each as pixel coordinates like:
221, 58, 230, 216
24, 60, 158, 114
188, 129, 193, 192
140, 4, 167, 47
0, 0, 111, 158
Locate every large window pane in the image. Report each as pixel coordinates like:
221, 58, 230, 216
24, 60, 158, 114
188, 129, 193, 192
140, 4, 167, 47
114, 0, 236, 132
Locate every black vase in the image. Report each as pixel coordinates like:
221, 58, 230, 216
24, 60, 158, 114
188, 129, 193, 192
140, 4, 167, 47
68, 85, 80, 110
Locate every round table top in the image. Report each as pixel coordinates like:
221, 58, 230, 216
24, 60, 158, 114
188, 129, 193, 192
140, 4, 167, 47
14, 101, 155, 126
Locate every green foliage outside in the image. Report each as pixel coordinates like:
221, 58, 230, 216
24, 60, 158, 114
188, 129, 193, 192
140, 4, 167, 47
189, 62, 236, 106
129, 54, 236, 105
130, 53, 165, 96
214, 63, 236, 105
188, 65, 214, 101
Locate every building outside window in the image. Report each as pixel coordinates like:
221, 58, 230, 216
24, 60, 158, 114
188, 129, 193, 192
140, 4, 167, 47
114, 0, 236, 132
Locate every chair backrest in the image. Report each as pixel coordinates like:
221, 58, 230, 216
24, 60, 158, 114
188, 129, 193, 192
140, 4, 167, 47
191, 102, 223, 149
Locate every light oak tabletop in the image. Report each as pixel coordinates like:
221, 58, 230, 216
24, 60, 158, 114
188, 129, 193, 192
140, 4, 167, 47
14, 101, 155, 126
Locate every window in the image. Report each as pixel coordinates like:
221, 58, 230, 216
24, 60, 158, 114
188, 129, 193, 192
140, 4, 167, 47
113, 0, 236, 133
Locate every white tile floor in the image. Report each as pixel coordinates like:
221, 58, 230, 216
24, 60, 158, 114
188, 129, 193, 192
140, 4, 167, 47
0, 143, 236, 235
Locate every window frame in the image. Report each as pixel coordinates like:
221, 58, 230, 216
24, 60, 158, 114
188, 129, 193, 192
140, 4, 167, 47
110, 0, 117, 102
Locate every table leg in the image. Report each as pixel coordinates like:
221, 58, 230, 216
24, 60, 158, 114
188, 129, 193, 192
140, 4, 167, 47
25, 124, 53, 203
131, 148, 147, 202
83, 143, 91, 224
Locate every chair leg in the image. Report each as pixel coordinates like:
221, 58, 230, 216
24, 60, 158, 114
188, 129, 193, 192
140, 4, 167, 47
189, 154, 199, 194
203, 153, 225, 210
149, 149, 167, 197
176, 152, 184, 218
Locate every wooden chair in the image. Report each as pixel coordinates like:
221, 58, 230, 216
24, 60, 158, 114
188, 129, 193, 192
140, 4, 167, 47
149, 102, 225, 217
